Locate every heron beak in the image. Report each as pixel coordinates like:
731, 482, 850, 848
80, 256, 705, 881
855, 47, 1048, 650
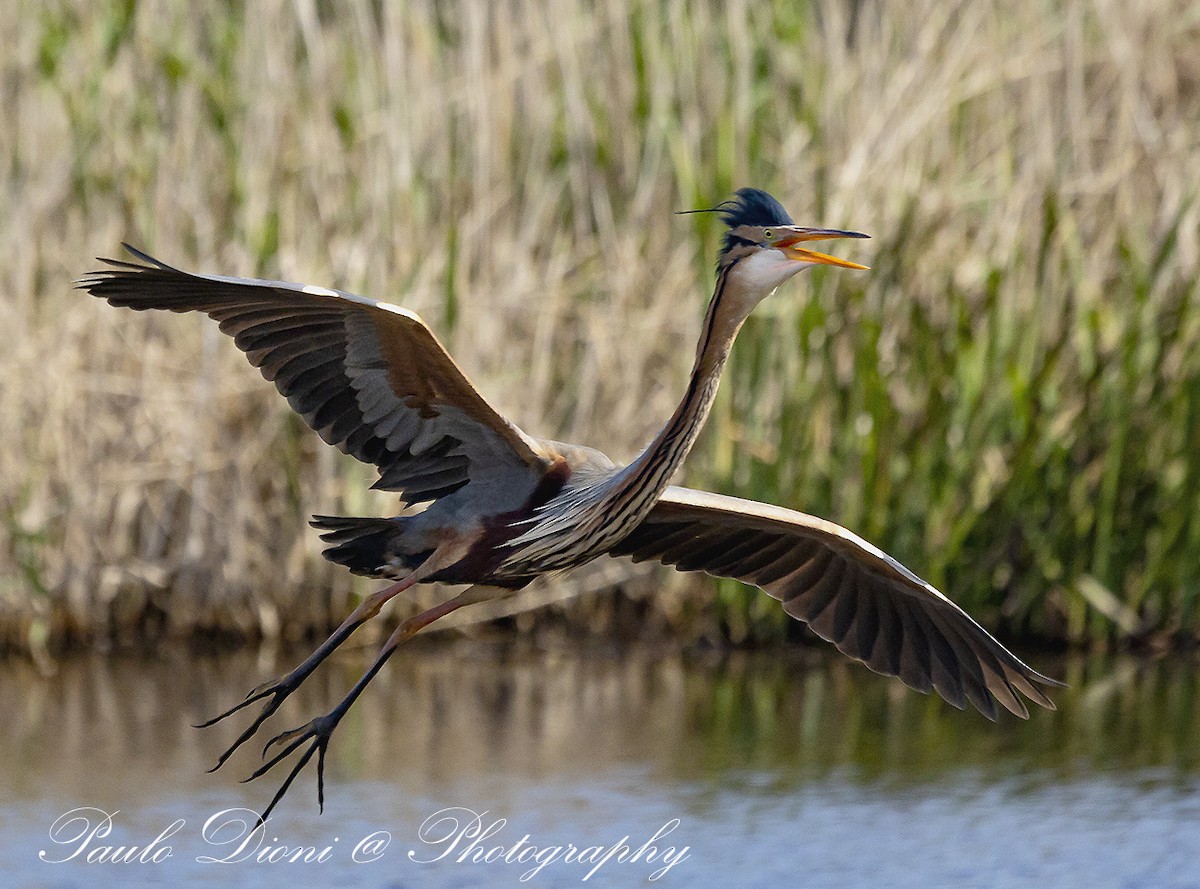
778, 227, 870, 270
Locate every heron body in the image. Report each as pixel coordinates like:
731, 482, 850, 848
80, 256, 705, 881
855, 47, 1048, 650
80, 188, 1061, 820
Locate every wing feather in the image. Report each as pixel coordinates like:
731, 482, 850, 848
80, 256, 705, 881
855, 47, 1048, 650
80, 246, 556, 506
612, 485, 1062, 719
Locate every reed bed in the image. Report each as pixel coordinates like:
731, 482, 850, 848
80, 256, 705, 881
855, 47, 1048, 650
1, 0, 1198, 656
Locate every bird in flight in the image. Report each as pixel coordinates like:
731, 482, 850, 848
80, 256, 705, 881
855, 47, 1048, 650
80, 188, 1060, 820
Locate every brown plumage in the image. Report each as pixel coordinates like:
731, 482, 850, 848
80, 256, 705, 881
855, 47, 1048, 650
79, 188, 1060, 821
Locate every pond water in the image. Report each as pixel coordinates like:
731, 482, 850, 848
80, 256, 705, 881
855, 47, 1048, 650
1, 642, 1197, 888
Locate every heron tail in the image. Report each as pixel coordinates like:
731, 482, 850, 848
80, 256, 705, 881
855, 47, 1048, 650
309, 515, 431, 578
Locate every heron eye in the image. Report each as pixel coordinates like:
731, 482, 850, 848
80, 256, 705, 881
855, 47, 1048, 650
763, 229, 773, 241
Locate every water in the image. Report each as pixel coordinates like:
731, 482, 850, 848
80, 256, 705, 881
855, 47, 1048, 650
2, 644, 1197, 888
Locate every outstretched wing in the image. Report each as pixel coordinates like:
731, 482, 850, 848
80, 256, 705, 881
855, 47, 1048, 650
612, 486, 1062, 719
80, 246, 555, 506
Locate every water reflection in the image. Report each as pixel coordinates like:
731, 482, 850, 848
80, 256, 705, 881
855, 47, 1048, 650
1, 645, 1197, 887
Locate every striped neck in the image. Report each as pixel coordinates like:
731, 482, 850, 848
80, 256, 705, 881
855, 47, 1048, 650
614, 263, 749, 504
495, 257, 764, 575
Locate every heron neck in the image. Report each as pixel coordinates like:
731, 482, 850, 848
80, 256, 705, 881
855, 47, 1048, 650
618, 265, 748, 498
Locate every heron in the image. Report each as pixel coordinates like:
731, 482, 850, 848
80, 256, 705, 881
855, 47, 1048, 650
80, 188, 1060, 820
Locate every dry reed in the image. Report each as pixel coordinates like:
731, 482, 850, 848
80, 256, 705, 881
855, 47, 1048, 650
2, 0, 1198, 655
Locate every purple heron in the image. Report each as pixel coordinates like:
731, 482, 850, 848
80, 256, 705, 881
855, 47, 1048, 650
81, 188, 1060, 820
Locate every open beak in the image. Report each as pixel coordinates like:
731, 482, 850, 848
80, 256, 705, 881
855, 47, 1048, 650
777, 227, 870, 270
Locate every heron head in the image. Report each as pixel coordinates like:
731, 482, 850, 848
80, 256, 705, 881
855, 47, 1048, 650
711, 188, 869, 296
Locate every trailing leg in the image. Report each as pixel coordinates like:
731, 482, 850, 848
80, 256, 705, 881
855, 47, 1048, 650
196, 576, 417, 770
245, 585, 504, 822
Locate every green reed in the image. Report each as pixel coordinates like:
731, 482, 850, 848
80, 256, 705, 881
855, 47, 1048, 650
1, 0, 1197, 654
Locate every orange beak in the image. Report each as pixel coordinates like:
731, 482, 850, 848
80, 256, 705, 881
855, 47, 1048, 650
776, 227, 870, 270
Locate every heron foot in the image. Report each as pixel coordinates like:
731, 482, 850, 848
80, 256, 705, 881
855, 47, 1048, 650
211, 584, 485, 819
195, 671, 306, 773
194, 579, 419, 773
243, 711, 344, 824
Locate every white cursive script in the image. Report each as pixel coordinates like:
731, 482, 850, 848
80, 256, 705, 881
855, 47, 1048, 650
408, 806, 690, 881
39, 807, 181, 864
195, 808, 337, 864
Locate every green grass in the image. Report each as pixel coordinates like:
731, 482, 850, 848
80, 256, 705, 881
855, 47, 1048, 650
1, 0, 1198, 653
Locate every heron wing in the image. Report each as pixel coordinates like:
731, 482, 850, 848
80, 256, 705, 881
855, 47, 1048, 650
612, 485, 1062, 719
80, 246, 555, 505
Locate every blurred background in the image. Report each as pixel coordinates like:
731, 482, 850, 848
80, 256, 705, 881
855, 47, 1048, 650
4, 0, 1200, 655
2, 2, 1199, 886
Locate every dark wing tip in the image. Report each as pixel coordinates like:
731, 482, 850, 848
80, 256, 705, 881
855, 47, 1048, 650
77, 245, 193, 308
77, 244, 166, 290
120, 242, 176, 270
1033, 672, 1068, 690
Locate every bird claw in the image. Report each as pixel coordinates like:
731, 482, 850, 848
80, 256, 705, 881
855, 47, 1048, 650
242, 714, 338, 821
193, 676, 285, 729
262, 720, 320, 757
196, 673, 302, 773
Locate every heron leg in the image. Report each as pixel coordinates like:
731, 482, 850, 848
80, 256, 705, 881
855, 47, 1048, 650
245, 584, 501, 823
197, 576, 418, 772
